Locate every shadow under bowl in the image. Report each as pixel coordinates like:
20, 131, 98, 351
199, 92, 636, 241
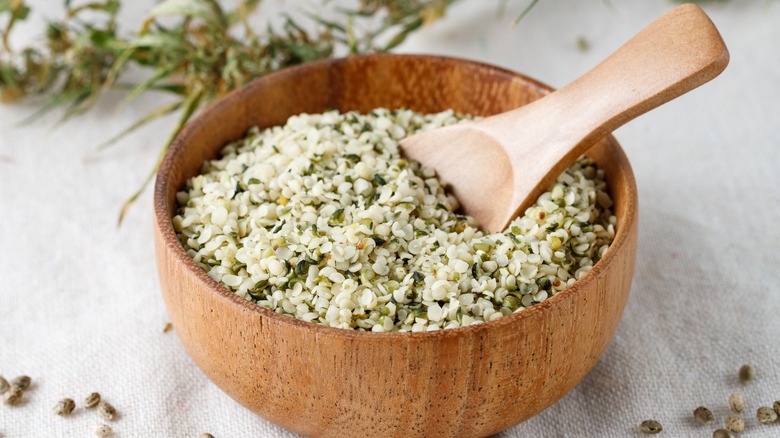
153, 54, 638, 438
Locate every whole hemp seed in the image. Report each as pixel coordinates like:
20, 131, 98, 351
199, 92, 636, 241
10, 375, 31, 391
640, 419, 663, 434
712, 429, 731, 438
97, 401, 116, 420
729, 393, 745, 413
774, 400, 780, 416
3, 387, 23, 405
93, 423, 112, 437
738, 365, 755, 384
84, 392, 101, 408
725, 415, 745, 433
199, 434, 215, 438
694, 406, 714, 424
53, 398, 76, 416
757, 406, 778, 424
0, 376, 9, 393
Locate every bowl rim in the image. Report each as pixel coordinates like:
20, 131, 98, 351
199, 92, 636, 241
153, 53, 637, 341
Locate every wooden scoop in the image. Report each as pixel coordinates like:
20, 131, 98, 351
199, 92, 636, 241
400, 4, 728, 232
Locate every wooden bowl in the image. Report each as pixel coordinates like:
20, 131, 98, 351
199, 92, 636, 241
154, 54, 638, 437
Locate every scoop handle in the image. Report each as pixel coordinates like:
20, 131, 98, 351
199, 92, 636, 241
484, 3, 729, 230
553, 3, 729, 142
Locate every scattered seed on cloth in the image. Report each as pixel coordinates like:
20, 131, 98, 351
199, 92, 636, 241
738, 364, 755, 384
53, 398, 75, 416
712, 429, 731, 438
97, 401, 116, 420
84, 392, 101, 408
729, 393, 745, 413
3, 387, 23, 405
694, 406, 714, 424
10, 376, 31, 391
757, 406, 777, 424
93, 423, 112, 437
725, 415, 745, 433
640, 419, 663, 434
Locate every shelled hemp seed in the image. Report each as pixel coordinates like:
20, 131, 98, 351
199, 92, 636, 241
10, 375, 31, 391
174, 109, 617, 332
757, 406, 778, 424
0, 375, 9, 393
3, 387, 22, 405
712, 429, 731, 438
93, 423, 112, 437
694, 406, 714, 424
84, 392, 101, 408
640, 419, 663, 434
97, 401, 116, 420
738, 364, 755, 384
724, 415, 745, 433
53, 398, 76, 416
729, 393, 745, 413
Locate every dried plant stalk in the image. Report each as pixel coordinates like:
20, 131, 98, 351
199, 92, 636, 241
0, 0, 469, 221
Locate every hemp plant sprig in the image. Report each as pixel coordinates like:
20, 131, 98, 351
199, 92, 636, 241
0, 0, 460, 222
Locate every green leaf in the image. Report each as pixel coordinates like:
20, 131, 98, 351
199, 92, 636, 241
119, 64, 177, 107
118, 88, 203, 225
382, 17, 422, 51
132, 32, 179, 48
93, 100, 183, 152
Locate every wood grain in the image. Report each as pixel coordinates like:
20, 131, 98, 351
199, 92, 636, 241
401, 4, 727, 233
153, 54, 638, 437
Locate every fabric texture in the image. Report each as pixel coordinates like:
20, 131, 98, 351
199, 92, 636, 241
1, 1, 778, 437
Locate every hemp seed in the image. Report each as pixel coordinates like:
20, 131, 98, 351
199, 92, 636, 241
93, 423, 112, 437
53, 398, 76, 416
738, 365, 755, 384
97, 401, 116, 420
84, 392, 101, 408
712, 429, 731, 438
174, 109, 617, 332
694, 406, 714, 424
729, 393, 745, 413
774, 400, 779, 416
199, 434, 215, 438
0, 376, 9, 393
757, 406, 777, 424
725, 415, 745, 433
3, 387, 22, 405
10, 375, 31, 391
640, 419, 663, 434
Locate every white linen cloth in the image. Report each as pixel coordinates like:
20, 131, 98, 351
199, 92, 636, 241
1, 1, 778, 436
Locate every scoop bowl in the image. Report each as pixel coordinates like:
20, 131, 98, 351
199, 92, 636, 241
153, 54, 638, 437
